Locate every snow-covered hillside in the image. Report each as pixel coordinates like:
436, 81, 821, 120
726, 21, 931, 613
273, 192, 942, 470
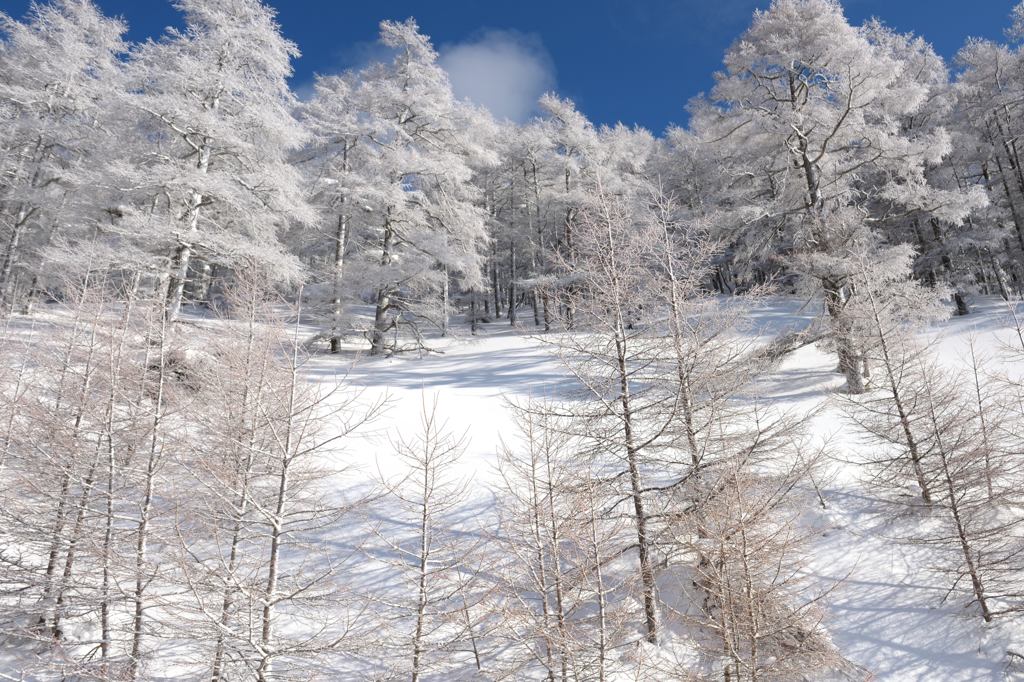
288, 297, 1024, 681
6, 0, 1024, 678
1, 293, 1022, 679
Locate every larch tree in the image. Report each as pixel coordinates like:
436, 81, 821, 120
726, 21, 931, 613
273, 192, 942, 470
693, 0, 981, 392
839, 247, 951, 504
370, 397, 489, 680
349, 19, 493, 355
492, 401, 636, 681
296, 72, 376, 353
548, 173, 678, 646
122, 0, 313, 321
0, 0, 126, 307
845, 274, 1024, 624
167, 277, 382, 679
675, 437, 842, 681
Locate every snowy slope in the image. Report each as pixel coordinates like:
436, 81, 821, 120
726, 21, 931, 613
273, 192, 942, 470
302, 297, 1024, 681
4, 298, 1017, 679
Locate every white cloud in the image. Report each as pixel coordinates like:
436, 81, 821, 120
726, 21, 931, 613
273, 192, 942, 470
439, 30, 556, 123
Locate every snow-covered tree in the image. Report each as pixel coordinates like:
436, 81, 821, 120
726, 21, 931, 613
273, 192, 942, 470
949, 22, 1024, 297
296, 73, 376, 352
0, 0, 126, 306
122, 0, 313, 321
346, 19, 493, 355
690, 0, 982, 392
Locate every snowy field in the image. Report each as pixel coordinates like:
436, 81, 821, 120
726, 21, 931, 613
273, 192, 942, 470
289, 297, 1024, 681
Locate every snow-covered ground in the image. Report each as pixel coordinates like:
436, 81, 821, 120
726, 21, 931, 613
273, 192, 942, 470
2, 296, 1021, 679
301, 297, 1024, 681
796, 301, 1024, 682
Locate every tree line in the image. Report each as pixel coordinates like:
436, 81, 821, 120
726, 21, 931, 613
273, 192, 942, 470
2, 1, 1024, 377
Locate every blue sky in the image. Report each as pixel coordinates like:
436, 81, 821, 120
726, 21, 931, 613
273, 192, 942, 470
1, 0, 1019, 131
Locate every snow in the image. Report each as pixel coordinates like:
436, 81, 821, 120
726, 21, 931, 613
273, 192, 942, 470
296, 297, 1024, 681
311, 325, 569, 479
1, 296, 1021, 679
798, 298, 1024, 682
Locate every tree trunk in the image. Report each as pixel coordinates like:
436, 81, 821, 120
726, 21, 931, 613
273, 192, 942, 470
823, 281, 865, 394
614, 326, 658, 643
128, 316, 167, 680
167, 137, 212, 321
583, 475, 608, 682
937, 447, 992, 622
370, 214, 395, 356
530, 162, 549, 331
543, 446, 570, 679
528, 447, 556, 681
793, 101, 864, 393
866, 290, 933, 504
0, 207, 32, 307
52, 452, 101, 640
329, 212, 348, 353
508, 241, 517, 326
329, 142, 352, 353
441, 266, 450, 337
530, 229, 541, 329
601, 202, 657, 643
492, 246, 501, 320
256, 326, 301, 682
411, 458, 431, 682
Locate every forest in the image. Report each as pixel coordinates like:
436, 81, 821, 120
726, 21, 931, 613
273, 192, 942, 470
1, 0, 1024, 679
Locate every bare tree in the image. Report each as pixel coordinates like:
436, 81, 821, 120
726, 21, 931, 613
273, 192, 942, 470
369, 396, 491, 680
659, 407, 842, 681
848, 317, 1024, 623
839, 251, 954, 505
168, 277, 383, 680
546, 177, 674, 645
0, 275, 182, 677
492, 401, 636, 681
915, 356, 1024, 623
